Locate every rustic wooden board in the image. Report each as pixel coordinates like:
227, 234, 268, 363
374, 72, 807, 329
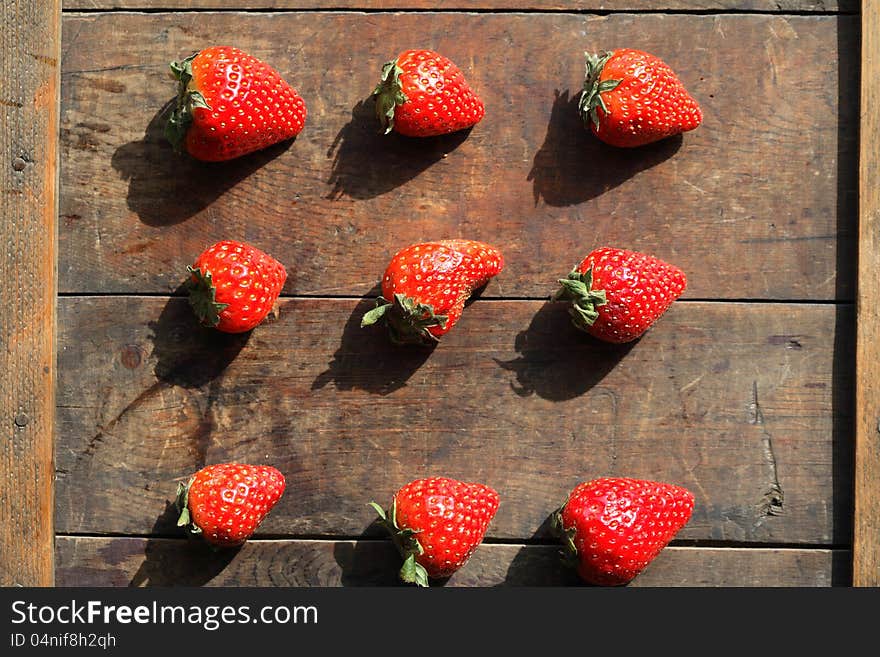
60, 2, 857, 13
0, 0, 60, 587
55, 537, 850, 587
48, 2, 864, 589
854, 0, 879, 587
55, 297, 853, 545
59, 12, 857, 300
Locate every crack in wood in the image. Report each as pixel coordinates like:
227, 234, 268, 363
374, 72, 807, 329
750, 381, 785, 526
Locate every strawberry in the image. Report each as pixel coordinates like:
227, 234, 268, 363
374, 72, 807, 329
187, 240, 287, 334
361, 239, 504, 345
373, 49, 485, 137
579, 49, 702, 147
553, 246, 686, 343
176, 463, 286, 547
165, 46, 307, 161
370, 476, 500, 586
552, 477, 694, 586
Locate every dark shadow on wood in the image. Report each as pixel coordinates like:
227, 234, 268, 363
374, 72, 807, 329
149, 288, 251, 389
326, 97, 471, 200
128, 502, 240, 587
331, 512, 459, 587
312, 295, 436, 396
111, 99, 293, 226
528, 89, 682, 207
503, 514, 583, 586
495, 301, 635, 401
332, 514, 405, 586
146, 291, 251, 468
831, 548, 855, 587
331, 531, 455, 587
502, 545, 583, 587
832, 16, 858, 580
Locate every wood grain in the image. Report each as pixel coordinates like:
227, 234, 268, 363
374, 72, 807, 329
60, 2, 857, 13
55, 297, 853, 545
0, 0, 60, 587
58, 12, 858, 300
55, 537, 850, 587
854, 0, 878, 587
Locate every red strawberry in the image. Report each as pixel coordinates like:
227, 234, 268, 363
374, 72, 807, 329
370, 476, 500, 586
579, 49, 702, 147
165, 46, 307, 161
176, 463, 286, 547
552, 477, 694, 586
361, 239, 504, 345
187, 240, 287, 333
553, 246, 686, 343
373, 49, 485, 137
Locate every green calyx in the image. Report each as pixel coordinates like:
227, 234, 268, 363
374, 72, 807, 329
175, 479, 202, 538
186, 266, 228, 328
578, 51, 621, 132
360, 293, 447, 346
165, 51, 212, 153
369, 501, 430, 588
372, 59, 408, 135
552, 267, 608, 334
550, 505, 580, 571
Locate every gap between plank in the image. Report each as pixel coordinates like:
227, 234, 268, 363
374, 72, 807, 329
53, 532, 847, 550
61, 9, 856, 17
55, 292, 855, 305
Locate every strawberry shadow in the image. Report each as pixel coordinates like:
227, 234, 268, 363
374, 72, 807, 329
111, 99, 293, 226
326, 97, 471, 200
145, 289, 251, 469
332, 514, 405, 586
332, 540, 404, 587
129, 501, 241, 586
502, 514, 587, 587
311, 293, 436, 396
149, 287, 251, 389
528, 89, 682, 207
332, 519, 454, 587
495, 301, 635, 401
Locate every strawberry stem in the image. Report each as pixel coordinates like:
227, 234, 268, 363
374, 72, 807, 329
372, 59, 408, 135
165, 51, 212, 153
361, 293, 447, 346
186, 266, 229, 328
578, 51, 620, 132
550, 506, 580, 571
369, 501, 430, 587
552, 267, 608, 333
175, 479, 202, 538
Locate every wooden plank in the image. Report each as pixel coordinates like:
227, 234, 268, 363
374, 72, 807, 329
854, 0, 879, 587
58, 12, 857, 300
0, 1, 60, 587
59, 2, 858, 13
55, 297, 853, 545
55, 537, 850, 587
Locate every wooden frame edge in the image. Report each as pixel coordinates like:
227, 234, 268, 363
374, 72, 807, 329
0, 0, 61, 586
855, 0, 879, 586
0, 2, 867, 587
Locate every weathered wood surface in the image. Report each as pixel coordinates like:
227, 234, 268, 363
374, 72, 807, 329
55, 297, 853, 545
854, 0, 879, 587
51, 4, 861, 588
59, 12, 858, 300
0, 0, 60, 587
60, 2, 858, 13
55, 538, 850, 587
